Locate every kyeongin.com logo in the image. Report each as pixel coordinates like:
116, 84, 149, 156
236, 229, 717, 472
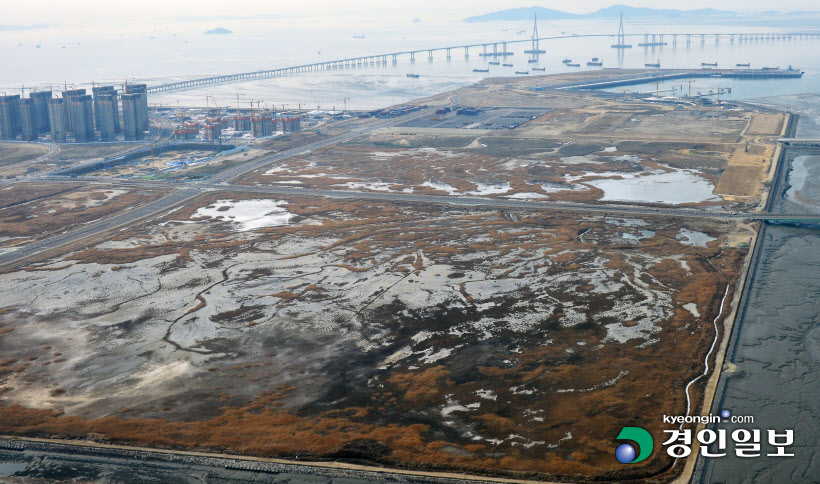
615, 427, 654, 464
615, 410, 794, 463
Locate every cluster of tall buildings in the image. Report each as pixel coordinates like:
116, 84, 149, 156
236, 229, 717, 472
0, 84, 149, 143
176, 111, 301, 141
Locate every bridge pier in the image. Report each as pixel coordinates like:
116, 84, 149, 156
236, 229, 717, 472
392, 54, 397, 65
464, 46, 469, 59
410, 52, 416, 63
446, 48, 451, 61
715, 34, 719, 44
428, 49, 433, 62
483, 44, 487, 56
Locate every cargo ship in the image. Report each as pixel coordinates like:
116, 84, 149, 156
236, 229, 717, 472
473, 68, 489, 73
406, 73, 419, 78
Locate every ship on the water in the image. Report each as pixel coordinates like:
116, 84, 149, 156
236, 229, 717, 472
406, 74, 419, 78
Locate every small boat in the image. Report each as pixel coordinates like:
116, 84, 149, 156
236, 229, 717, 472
489, 61, 500, 65
532, 67, 546, 71
566, 63, 580, 67
701, 62, 718, 67
473, 68, 489, 73
645, 60, 660, 68
562, 58, 572, 64
353, 35, 365, 39
587, 61, 603, 66
528, 59, 538, 63
502, 63, 513, 67
406, 73, 419, 78
515, 71, 529, 75
736, 63, 751, 67
591, 57, 599, 62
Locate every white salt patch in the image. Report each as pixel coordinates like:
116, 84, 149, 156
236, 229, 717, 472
574, 169, 719, 204
505, 192, 548, 199
683, 303, 700, 318
423, 180, 459, 195
476, 389, 497, 400
677, 228, 717, 247
467, 182, 512, 195
192, 199, 294, 232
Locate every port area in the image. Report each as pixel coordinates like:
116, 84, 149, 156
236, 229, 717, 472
0, 69, 788, 482
242, 70, 785, 210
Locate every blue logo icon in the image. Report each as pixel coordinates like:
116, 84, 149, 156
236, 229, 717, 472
616, 427, 654, 463
721, 409, 731, 419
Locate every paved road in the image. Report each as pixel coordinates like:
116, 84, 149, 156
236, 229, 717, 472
4, 106, 818, 268
26, 175, 820, 222
0, 110, 433, 268
0, 189, 198, 267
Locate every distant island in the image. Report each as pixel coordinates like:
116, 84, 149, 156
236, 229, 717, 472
464, 4, 736, 22
204, 27, 233, 34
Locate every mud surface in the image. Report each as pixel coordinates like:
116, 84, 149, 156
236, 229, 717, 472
696, 96, 820, 483
0, 193, 745, 481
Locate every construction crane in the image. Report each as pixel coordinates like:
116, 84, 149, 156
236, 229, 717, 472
686, 79, 696, 98
341, 97, 350, 115
235, 93, 246, 116
206, 95, 222, 148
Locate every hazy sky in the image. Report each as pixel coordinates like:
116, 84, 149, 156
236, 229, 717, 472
5, 0, 820, 25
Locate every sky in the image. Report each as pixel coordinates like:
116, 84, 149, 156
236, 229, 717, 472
4, 0, 820, 25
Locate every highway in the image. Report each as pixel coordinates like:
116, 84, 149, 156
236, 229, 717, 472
0, 108, 434, 267
3, 106, 818, 269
